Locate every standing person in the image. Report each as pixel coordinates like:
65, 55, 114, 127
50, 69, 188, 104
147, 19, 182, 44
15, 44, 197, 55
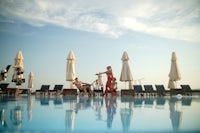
101, 66, 115, 97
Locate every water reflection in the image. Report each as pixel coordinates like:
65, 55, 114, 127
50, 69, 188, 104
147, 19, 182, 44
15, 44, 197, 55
120, 97, 133, 132
27, 96, 32, 121
53, 97, 63, 105
78, 97, 92, 110
0, 95, 199, 132
0, 109, 7, 128
40, 97, 49, 106
10, 105, 22, 129
133, 98, 143, 108
169, 97, 182, 132
156, 97, 166, 109
92, 97, 103, 120
66, 110, 76, 132
144, 97, 154, 108
105, 97, 117, 129
181, 97, 192, 106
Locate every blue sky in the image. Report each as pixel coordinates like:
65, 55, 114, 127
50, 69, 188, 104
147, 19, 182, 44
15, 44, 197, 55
0, 0, 200, 91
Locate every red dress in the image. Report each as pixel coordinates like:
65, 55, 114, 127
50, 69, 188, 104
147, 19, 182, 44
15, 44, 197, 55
105, 71, 114, 96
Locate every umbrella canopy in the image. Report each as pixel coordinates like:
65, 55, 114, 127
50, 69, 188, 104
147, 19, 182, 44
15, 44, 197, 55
168, 80, 176, 89
66, 51, 76, 81
120, 51, 133, 89
14, 51, 23, 69
12, 51, 25, 85
168, 52, 181, 89
28, 72, 34, 88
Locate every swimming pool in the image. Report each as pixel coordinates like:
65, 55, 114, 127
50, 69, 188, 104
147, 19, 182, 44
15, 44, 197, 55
0, 95, 200, 133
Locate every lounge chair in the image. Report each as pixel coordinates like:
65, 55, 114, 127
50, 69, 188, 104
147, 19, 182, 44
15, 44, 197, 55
35, 85, 50, 95
180, 85, 200, 95
133, 85, 144, 96
0, 83, 19, 95
0, 83, 9, 94
155, 85, 169, 96
143, 85, 156, 96
49, 84, 63, 95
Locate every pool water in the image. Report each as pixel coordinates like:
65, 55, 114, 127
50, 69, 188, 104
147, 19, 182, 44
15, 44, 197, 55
0, 95, 200, 133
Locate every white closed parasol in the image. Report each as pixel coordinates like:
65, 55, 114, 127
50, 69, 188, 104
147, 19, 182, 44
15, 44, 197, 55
168, 52, 181, 89
66, 50, 76, 88
120, 51, 133, 89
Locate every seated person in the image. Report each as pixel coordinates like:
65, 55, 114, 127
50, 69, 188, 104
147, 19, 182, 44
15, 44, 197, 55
92, 79, 104, 96
92, 80, 99, 90
110, 77, 117, 92
73, 77, 92, 95
92, 79, 103, 90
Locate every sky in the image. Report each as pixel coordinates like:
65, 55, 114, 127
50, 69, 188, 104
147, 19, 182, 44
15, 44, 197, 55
0, 0, 200, 91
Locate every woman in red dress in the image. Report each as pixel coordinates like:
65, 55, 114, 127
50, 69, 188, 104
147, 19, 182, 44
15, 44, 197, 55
101, 66, 115, 97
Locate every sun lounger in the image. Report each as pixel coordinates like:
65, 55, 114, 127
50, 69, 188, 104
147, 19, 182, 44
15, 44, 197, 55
180, 85, 192, 95
180, 85, 200, 95
155, 85, 169, 96
133, 85, 144, 96
143, 85, 157, 96
0, 83, 19, 95
49, 84, 63, 95
36, 85, 50, 95
0, 83, 9, 94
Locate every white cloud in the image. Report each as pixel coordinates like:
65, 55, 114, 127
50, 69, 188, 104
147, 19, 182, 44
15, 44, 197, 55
0, 0, 200, 42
